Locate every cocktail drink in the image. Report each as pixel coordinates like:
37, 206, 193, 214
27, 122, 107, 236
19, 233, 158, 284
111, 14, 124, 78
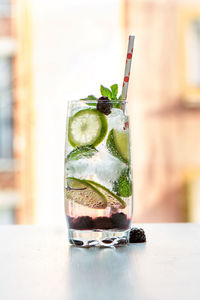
64, 90, 133, 246
65, 35, 135, 247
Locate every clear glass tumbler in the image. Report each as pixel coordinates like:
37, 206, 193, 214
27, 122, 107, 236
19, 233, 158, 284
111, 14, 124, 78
64, 100, 133, 247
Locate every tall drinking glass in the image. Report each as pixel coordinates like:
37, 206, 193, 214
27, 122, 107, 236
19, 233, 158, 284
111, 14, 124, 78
64, 100, 133, 247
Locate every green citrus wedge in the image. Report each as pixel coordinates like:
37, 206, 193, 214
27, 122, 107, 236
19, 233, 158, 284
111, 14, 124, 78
84, 179, 126, 209
66, 177, 107, 209
106, 129, 130, 164
68, 109, 108, 147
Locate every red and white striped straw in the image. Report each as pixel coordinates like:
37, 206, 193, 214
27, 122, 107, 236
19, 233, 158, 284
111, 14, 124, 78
121, 35, 135, 100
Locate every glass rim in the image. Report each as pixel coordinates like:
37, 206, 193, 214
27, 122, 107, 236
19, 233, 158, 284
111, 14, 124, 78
67, 99, 128, 104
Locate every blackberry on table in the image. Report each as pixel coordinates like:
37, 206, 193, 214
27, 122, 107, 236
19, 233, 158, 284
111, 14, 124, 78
97, 97, 112, 115
129, 228, 146, 243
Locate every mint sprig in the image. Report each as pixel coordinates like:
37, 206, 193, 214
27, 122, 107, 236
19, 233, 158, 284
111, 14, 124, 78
81, 84, 122, 108
100, 85, 112, 99
110, 84, 118, 100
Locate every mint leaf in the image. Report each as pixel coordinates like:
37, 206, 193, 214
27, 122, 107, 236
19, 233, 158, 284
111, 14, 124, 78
100, 85, 112, 99
87, 95, 97, 100
80, 95, 97, 106
112, 94, 123, 108
110, 84, 118, 100
113, 167, 132, 197
81, 95, 97, 100
112, 101, 121, 108
67, 145, 98, 161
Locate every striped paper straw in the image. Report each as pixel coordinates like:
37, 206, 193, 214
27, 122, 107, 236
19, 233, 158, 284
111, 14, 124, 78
121, 35, 135, 100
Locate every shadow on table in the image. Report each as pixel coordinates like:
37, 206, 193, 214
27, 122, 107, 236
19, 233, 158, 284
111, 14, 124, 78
66, 244, 147, 300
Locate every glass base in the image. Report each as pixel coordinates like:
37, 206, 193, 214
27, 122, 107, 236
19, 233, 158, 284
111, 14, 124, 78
68, 229, 130, 248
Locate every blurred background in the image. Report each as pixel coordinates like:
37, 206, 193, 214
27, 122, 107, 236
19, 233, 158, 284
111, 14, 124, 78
1, 0, 200, 225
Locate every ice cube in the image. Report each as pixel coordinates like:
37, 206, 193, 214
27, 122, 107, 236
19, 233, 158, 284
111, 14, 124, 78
69, 103, 86, 117
93, 150, 126, 188
65, 149, 126, 190
66, 158, 92, 178
107, 108, 127, 131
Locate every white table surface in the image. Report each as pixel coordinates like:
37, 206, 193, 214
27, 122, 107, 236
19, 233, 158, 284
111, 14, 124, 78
0, 224, 200, 300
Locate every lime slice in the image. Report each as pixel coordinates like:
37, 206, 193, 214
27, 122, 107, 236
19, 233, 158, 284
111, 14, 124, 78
67, 145, 98, 161
66, 177, 107, 209
84, 179, 126, 209
68, 109, 108, 147
106, 129, 130, 164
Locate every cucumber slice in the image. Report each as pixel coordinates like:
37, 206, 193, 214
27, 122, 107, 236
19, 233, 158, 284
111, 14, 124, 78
66, 177, 107, 209
68, 109, 108, 147
84, 179, 126, 209
106, 129, 130, 164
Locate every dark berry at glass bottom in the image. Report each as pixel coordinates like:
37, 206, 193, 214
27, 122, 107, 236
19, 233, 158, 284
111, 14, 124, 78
65, 100, 133, 247
65, 181, 132, 246
67, 213, 131, 231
